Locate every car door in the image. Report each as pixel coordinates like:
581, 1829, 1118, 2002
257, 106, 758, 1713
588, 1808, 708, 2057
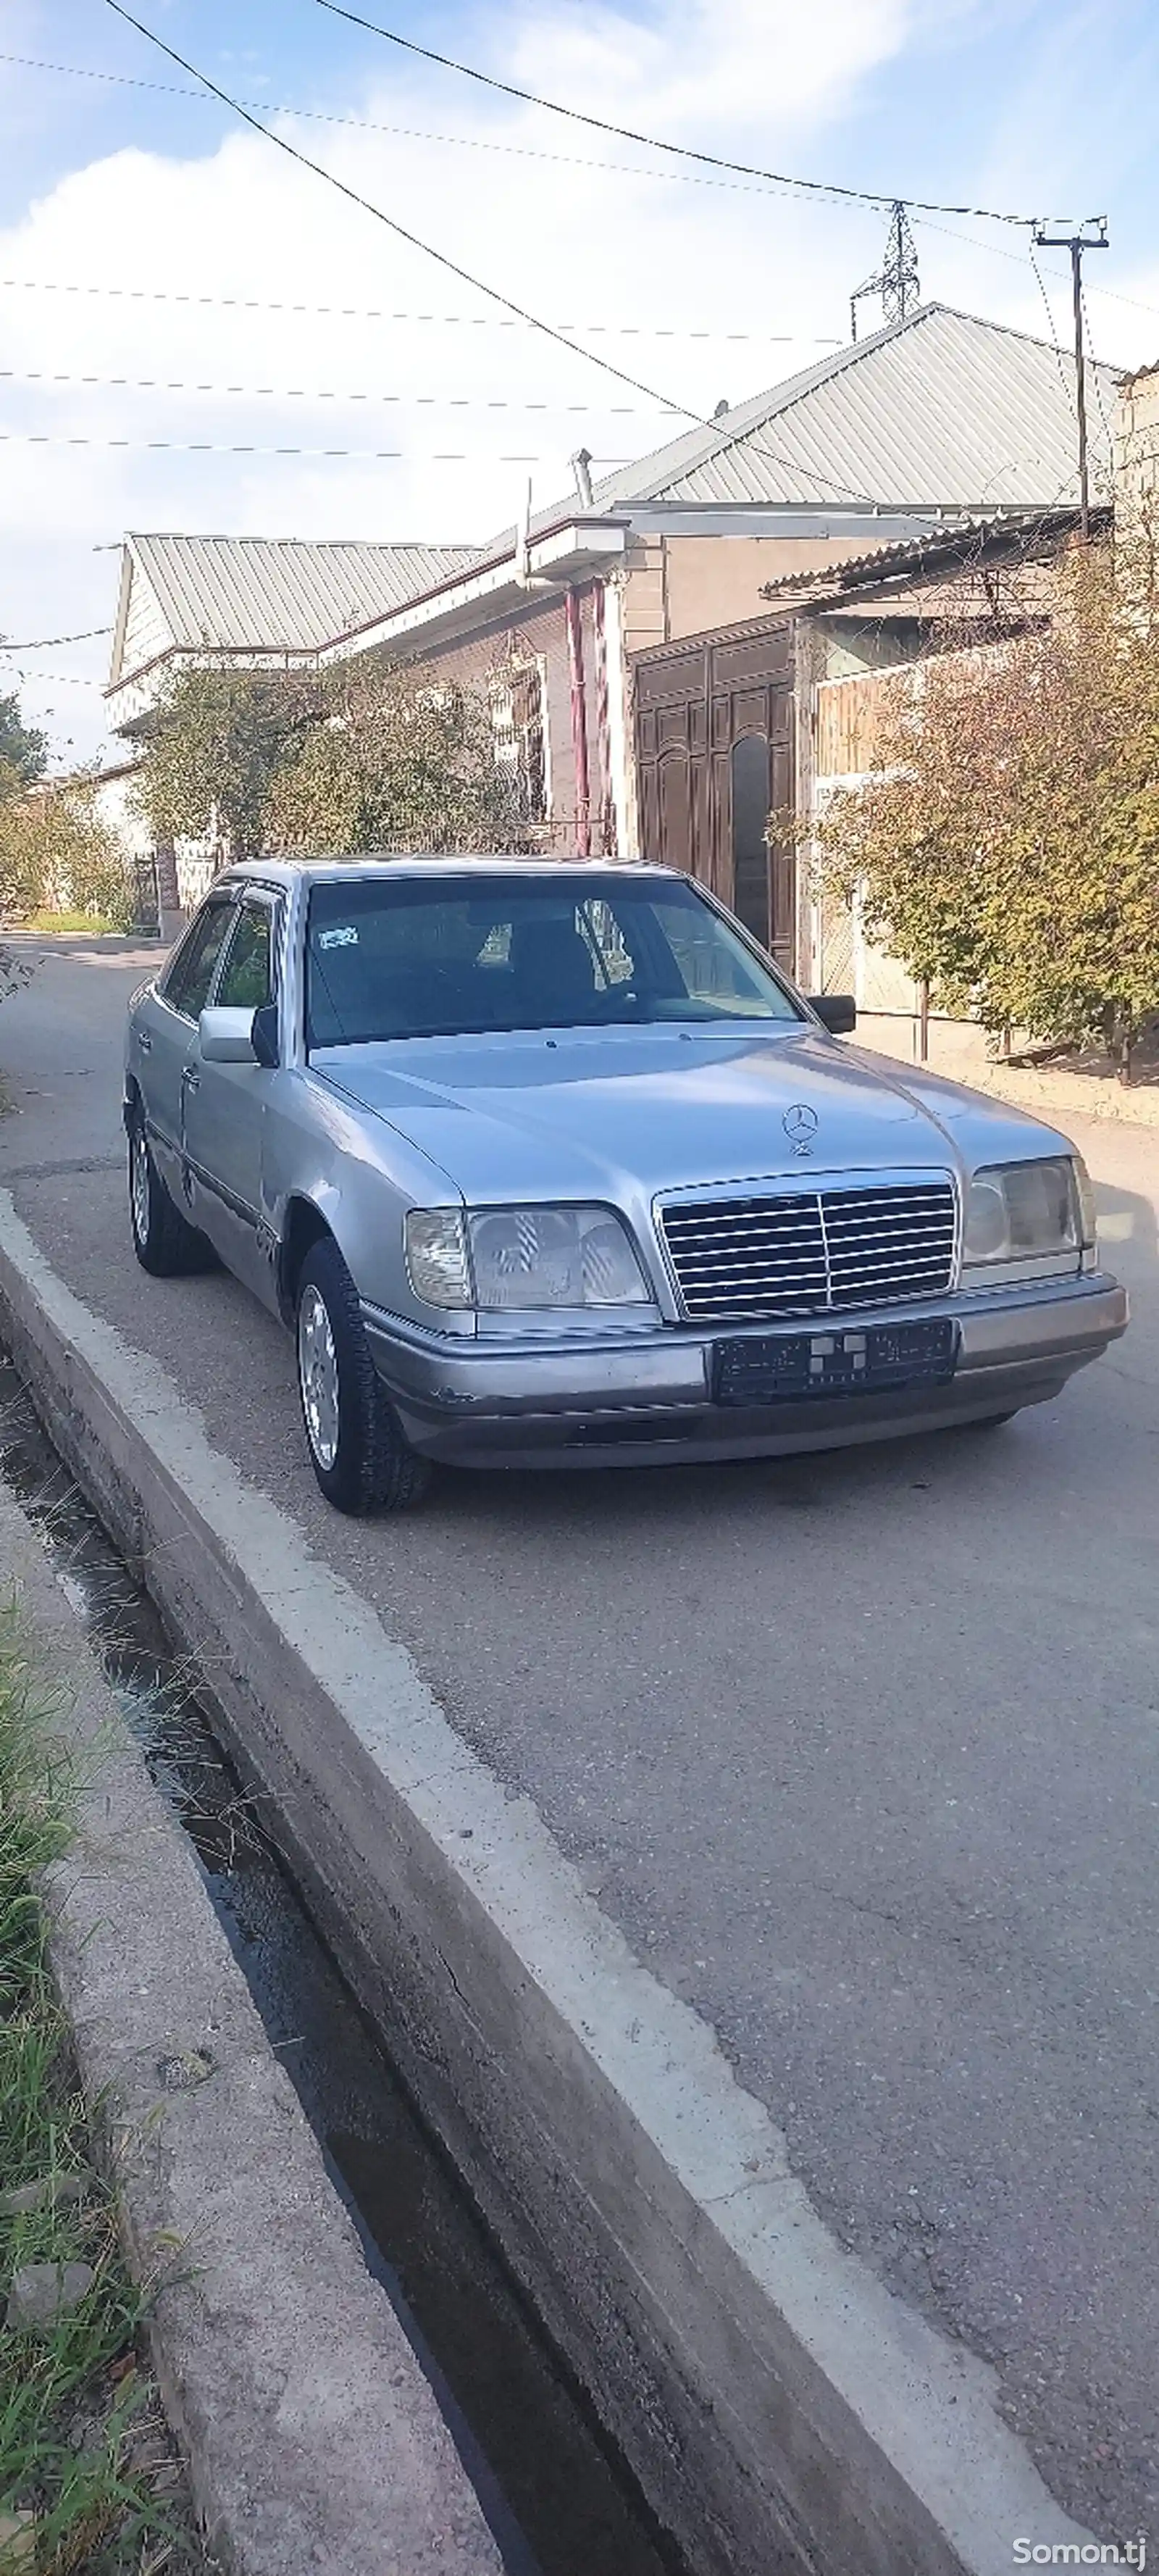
132, 893, 238, 1199
180, 889, 281, 1303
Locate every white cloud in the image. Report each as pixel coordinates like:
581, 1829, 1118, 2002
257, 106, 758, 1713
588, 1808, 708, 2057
0, 0, 1147, 766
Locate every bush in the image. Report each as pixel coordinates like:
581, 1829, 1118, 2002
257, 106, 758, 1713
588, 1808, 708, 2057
813, 543, 1159, 1072
267, 659, 524, 853
0, 777, 134, 933
134, 658, 524, 860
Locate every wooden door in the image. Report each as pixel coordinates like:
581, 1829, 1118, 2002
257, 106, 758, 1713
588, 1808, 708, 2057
634, 621, 796, 972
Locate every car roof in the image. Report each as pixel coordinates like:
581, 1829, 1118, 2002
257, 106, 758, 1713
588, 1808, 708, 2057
215, 853, 680, 891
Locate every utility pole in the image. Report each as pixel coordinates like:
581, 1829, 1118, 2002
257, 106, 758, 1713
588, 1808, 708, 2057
850, 201, 920, 343
1032, 217, 1109, 539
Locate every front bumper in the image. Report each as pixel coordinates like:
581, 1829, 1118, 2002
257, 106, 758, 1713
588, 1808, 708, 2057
361, 1272, 1128, 1470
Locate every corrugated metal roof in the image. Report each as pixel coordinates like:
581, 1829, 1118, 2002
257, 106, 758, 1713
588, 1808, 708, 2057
574, 304, 1122, 516
115, 533, 480, 678
758, 503, 1108, 599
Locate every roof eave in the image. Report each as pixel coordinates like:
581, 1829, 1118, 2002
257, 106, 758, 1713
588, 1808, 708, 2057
319, 519, 629, 664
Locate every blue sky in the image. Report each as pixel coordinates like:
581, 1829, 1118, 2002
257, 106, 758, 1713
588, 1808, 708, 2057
3, 0, 1159, 764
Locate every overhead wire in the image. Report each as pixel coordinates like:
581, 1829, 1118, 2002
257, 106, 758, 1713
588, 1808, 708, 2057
0, 51, 997, 224
1, 36, 1034, 225
1026, 240, 1079, 425
100, 2, 886, 510
5, 47, 1151, 335
0, 625, 112, 649
315, 1, 1042, 226
1081, 286, 1114, 454
0, 275, 842, 348
0, 365, 675, 415
0, 428, 622, 463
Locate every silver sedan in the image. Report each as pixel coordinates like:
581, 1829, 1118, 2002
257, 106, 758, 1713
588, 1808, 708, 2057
124, 856, 1128, 1513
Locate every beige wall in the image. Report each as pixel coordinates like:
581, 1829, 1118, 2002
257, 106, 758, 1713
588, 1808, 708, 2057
622, 534, 902, 651
1114, 367, 1159, 512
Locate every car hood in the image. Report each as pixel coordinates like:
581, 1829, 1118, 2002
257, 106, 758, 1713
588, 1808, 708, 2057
311, 1024, 1068, 1203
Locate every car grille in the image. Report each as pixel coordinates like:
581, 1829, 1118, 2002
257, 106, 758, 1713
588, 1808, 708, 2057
660, 1182, 958, 1322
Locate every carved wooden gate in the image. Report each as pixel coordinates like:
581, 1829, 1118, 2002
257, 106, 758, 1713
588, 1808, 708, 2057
632, 620, 795, 972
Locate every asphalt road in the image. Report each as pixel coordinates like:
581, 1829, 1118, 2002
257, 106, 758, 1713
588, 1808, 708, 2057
2, 937, 1158, 2543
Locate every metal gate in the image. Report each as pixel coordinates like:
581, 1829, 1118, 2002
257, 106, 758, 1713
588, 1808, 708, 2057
632, 619, 795, 972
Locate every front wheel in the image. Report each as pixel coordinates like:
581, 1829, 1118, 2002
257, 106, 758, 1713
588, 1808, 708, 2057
295, 1236, 432, 1514
128, 1111, 217, 1277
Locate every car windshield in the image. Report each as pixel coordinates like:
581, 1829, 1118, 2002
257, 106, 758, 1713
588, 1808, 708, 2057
305, 872, 803, 1049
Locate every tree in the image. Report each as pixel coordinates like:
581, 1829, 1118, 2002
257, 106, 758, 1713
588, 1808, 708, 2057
0, 691, 48, 789
135, 667, 319, 862
0, 775, 133, 930
813, 543, 1159, 1073
267, 657, 522, 853
135, 658, 522, 861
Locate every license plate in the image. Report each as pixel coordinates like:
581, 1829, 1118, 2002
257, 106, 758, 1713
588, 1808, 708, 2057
714, 1317, 958, 1408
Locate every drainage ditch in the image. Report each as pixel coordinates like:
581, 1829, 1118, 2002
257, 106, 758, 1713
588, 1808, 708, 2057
0, 1353, 687, 2576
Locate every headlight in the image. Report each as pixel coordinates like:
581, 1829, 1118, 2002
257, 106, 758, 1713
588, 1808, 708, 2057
405, 1208, 474, 1308
963, 1158, 1083, 1268
405, 1204, 650, 1311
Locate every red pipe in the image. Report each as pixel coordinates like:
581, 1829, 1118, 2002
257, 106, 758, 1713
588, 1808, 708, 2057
565, 584, 591, 859
590, 579, 613, 856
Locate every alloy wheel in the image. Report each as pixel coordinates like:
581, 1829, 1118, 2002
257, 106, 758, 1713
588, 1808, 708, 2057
298, 1283, 340, 1470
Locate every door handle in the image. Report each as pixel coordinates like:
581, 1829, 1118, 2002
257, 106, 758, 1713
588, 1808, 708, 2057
138, 1031, 152, 1054
181, 1066, 200, 1095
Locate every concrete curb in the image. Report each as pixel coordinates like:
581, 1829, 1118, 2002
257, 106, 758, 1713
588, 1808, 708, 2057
0, 1193, 1092, 2576
0, 1485, 501, 2576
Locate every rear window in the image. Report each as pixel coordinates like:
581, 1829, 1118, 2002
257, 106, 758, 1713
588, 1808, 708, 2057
305, 874, 802, 1049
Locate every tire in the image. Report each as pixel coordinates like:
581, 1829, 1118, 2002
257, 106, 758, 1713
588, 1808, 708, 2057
128, 1109, 217, 1277
295, 1235, 432, 1515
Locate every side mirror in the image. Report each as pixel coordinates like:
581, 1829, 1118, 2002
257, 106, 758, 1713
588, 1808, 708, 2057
251, 1002, 280, 1068
198, 1005, 258, 1065
808, 993, 857, 1036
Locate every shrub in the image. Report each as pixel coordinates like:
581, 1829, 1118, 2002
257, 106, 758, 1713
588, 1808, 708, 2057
813, 543, 1159, 1072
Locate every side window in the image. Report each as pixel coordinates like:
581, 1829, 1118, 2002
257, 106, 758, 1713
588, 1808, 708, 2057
163, 899, 235, 1021
580, 899, 635, 987
216, 901, 275, 1012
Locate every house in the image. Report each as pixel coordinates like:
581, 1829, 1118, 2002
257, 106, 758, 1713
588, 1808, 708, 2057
103, 303, 1118, 933
105, 532, 480, 738
104, 533, 477, 917
311, 302, 1118, 906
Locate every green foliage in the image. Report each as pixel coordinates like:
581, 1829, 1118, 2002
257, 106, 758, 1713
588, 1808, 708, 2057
0, 1609, 202, 2569
0, 778, 134, 932
135, 658, 523, 861
814, 544, 1159, 1067
0, 691, 47, 791
268, 658, 523, 853
136, 666, 318, 861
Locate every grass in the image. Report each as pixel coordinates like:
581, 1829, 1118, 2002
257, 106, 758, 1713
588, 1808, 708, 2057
0, 1606, 204, 2574
14, 914, 120, 940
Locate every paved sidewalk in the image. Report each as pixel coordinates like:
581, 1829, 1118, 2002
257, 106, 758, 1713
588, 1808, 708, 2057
1, 943, 1157, 2548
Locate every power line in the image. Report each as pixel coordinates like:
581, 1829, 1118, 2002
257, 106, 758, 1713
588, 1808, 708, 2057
101, 4, 883, 509
1081, 285, 1113, 454
4, 43, 1147, 338
0, 427, 626, 462
0, 671, 102, 686
0, 275, 842, 348
1033, 219, 1109, 537
1026, 238, 1078, 426
0, 625, 113, 649
0, 50, 988, 222
317, 0, 1041, 226
0, 365, 675, 416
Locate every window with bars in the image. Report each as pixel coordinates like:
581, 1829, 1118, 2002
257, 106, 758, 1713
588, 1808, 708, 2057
490, 661, 549, 823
